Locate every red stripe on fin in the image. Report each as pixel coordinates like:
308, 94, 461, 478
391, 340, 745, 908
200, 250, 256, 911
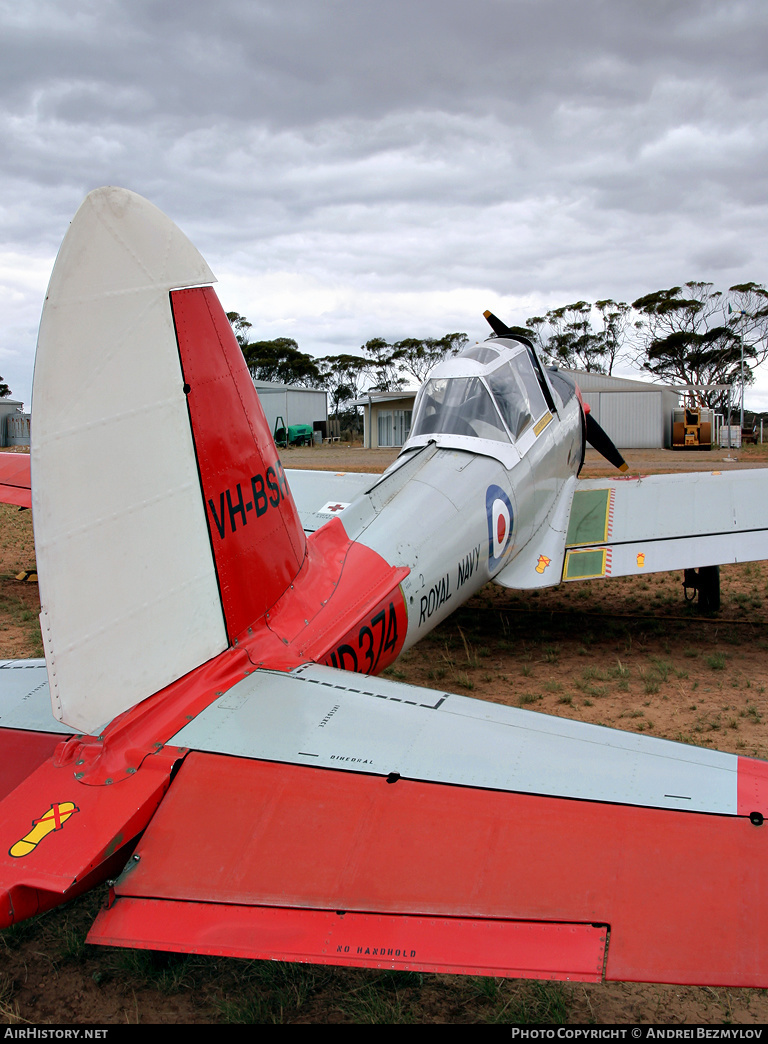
171, 288, 306, 640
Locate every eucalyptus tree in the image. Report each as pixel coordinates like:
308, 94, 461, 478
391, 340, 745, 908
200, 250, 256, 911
226, 311, 252, 349
632, 283, 745, 410
392, 333, 469, 384
360, 337, 407, 393
526, 301, 627, 373
317, 353, 370, 418
242, 337, 322, 387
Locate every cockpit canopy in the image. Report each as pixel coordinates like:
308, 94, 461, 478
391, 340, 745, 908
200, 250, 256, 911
409, 339, 555, 445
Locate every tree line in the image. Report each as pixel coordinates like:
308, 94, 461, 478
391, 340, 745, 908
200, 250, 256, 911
228, 280, 768, 415
227, 311, 468, 418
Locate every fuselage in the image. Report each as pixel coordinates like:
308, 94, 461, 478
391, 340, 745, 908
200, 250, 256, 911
333, 336, 584, 655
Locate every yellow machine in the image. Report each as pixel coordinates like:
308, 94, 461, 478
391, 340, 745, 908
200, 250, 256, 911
672, 407, 712, 450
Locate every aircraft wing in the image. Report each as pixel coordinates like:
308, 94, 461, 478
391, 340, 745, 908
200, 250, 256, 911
0, 661, 73, 805
0, 453, 31, 509
494, 468, 768, 589
82, 661, 768, 986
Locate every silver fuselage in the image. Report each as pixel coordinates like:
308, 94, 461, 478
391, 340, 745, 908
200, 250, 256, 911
338, 338, 583, 650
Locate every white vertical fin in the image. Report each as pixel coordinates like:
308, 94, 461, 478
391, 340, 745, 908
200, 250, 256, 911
32, 188, 228, 733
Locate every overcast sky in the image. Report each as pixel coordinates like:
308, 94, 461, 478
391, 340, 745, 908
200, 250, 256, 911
1, 0, 767, 410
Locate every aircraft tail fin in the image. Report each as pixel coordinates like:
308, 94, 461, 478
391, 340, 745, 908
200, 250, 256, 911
32, 188, 306, 734
170, 285, 307, 639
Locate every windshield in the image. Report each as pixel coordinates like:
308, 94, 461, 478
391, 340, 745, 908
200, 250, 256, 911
410, 377, 510, 442
486, 363, 533, 439
486, 354, 549, 439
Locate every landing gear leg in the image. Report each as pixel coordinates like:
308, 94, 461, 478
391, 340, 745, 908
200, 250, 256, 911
682, 566, 720, 613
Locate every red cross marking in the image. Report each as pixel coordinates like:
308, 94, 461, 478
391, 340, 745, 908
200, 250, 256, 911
34, 804, 65, 831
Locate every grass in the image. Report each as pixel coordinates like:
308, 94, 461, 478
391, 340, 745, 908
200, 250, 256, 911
0, 586, 43, 657
582, 666, 609, 682
742, 704, 763, 725
576, 682, 609, 698
542, 644, 560, 664
648, 657, 672, 681
383, 666, 407, 680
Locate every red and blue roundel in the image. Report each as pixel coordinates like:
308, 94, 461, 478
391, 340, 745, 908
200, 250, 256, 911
486, 485, 515, 571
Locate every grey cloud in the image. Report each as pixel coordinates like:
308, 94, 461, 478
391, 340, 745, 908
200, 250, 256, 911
1, 0, 768, 406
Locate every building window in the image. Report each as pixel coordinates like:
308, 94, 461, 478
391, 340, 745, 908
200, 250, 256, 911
377, 409, 412, 447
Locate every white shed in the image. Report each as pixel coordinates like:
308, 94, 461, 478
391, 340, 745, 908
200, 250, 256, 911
352, 372, 679, 451
0, 400, 29, 447
350, 391, 419, 448
253, 382, 328, 440
563, 371, 680, 449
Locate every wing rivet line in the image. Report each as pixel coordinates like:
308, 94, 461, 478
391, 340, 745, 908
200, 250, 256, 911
300, 674, 447, 710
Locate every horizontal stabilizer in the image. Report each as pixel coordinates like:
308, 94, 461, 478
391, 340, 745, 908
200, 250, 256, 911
0, 730, 62, 804
0, 661, 69, 735
91, 894, 606, 981
0, 454, 31, 508
286, 469, 376, 532
0, 746, 179, 928
0, 660, 74, 799
169, 664, 742, 815
89, 751, 768, 986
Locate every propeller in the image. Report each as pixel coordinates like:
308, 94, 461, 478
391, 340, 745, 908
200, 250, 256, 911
483, 309, 629, 473
482, 310, 534, 348
585, 411, 629, 472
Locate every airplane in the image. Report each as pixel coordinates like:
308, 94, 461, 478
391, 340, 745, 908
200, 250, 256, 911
1, 186, 768, 988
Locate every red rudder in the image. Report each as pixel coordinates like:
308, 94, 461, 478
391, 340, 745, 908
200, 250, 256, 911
171, 287, 306, 641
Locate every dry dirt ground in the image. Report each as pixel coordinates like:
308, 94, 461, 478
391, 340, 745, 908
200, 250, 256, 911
2, 444, 768, 1024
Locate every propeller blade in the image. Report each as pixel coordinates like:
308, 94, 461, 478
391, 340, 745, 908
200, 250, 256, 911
585, 412, 629, 472
482, 311, 534, 349
483, 310, 511, 337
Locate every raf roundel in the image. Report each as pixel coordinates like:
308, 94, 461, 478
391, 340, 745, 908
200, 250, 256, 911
486, 485, 515, 570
